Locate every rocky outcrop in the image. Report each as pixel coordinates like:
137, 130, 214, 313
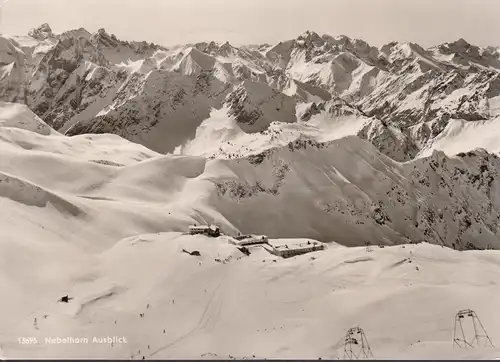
66, 69, 230, 153
0, 26, 499, 163
225, 80, 297, 133
213, 137, 500, 249
28, 23, 55, 41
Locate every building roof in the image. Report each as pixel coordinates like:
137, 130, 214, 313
234, 234, 267, 241
273, 241, 323, 252
189, 224, 219, 229
234, 234, 253, 241
230, 234, 268, 246
189, 225, 210, 230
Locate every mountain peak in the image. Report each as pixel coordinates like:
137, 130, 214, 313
294, 31, 326, 51
322, 34, 351, 44
297, 31, 322, 42
454, 38, 471, 47
59, 27, 92, 41
90, 28, 124, 49
94, 28, 115, 39
28, 23, 54, 41
439, 38, 472, 52
38, 23, 52, 32
192, 40, 236, 57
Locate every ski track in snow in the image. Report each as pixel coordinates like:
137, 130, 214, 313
1, 25, 500, 360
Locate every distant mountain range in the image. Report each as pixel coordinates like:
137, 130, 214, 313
1, 24, 500, 249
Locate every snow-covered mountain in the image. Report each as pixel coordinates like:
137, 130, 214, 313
1, 108, 500, 359
2, 23, 500, 358
1, 102, 499, 249
0, 24, 499, 249
1, 25, 499, 162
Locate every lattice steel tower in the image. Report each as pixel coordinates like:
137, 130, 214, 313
453, 309, 494, 348
344, 326, 374, 359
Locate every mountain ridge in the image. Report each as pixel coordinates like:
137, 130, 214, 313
1, 25, 500, 249
2, 24, 495, 163
3, 23, 500, 361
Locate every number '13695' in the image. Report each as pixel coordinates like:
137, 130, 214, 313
18, 337, 38, 344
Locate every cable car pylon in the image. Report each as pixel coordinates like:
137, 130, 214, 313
343, 326, 374, 359
453, 309, 494, 348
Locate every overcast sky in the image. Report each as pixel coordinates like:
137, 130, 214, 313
3, 0, 500, 48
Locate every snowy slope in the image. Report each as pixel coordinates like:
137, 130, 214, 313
418, 117, 500, 158
2, 232, 499, 360
2, 25, 499, 162
65, 69, 231, 154
1, 104, 500, 359
177, 102, 370, 160
3, 111, 500, 248
0, 101, 56, 135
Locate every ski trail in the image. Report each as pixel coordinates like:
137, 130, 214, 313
149, 283, 222, 357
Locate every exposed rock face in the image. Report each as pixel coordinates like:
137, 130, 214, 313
28, 23, 55, 41
300, 102, 322, 122
213, 137, 500, 249
1, 25, 500, 162
89, 28, 164, 57
66, 69, 230, 153
27, 34, 111, 127
358, 120, 420, 162
0, 38, 29, 103
225, 80, 297, 133
2, 25, 500, 249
